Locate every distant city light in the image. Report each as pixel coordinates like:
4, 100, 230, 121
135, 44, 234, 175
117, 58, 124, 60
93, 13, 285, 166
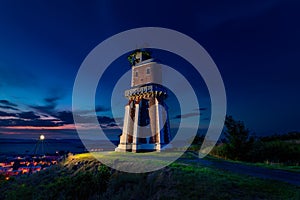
40, 135, 45, 140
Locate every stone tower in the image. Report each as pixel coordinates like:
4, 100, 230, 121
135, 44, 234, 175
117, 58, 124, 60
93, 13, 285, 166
115, 50, 171, 152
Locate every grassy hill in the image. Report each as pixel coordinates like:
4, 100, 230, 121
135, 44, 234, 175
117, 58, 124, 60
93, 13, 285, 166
0, 152, 299, 200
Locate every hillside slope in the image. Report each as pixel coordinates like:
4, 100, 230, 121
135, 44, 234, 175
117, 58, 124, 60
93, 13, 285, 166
0, 152, 299, 200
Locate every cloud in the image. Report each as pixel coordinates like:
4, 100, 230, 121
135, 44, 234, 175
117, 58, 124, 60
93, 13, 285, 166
0, 100, 18, 107
0, 118, 61, 127
0, 100, 116, 129
0, 100, 19, 111
97, 116, 115, 124
173, 112, 200, 119
44, 97, 61, 104
0, 109, 61, 127
54, 111, 74, 124
0, 105, 19, 111
18, 111, 40, 119
29, 96, 61, 114
31, 104, 56, 113
0, 111, 17, 117
105, 122, 119, 128
54, 111, 116, 127
74, 105, 109, 115
0, 110, 58, 127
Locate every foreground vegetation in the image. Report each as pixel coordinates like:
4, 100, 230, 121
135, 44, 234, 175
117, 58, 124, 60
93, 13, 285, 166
0, 152, 299, 200
1, 116, 299, 199
210, 139, 300, 166
191, 116, 300, 167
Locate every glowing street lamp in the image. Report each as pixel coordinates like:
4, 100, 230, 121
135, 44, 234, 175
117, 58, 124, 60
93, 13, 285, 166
40, 134, 45, 140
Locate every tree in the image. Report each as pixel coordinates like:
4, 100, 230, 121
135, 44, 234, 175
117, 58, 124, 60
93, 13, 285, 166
223, 116, 253, 160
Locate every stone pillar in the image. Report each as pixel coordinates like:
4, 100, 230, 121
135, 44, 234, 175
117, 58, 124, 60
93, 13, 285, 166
115, 104, 131, 152
132, 103, 140, 152
148, 96, 156, 143
120, 105, 130, 144
155, 98, 164, 151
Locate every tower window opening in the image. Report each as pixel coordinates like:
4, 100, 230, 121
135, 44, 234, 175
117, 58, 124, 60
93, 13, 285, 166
135, 71, 138, 77
146, 68, 150, 75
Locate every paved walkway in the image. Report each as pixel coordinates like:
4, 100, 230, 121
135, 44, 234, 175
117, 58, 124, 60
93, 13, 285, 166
179, 154, 300, 186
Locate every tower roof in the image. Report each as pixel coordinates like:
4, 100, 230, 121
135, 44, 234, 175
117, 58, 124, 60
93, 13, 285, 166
127, 49, 152, 66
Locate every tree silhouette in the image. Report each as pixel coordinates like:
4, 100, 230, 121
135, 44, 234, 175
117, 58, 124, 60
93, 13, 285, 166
223, 116, 253, 160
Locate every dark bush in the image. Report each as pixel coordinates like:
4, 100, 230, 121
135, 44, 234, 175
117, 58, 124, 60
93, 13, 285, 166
210, 116, 300, 165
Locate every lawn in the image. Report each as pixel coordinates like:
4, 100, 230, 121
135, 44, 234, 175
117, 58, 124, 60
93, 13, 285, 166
1, 152, 299, 200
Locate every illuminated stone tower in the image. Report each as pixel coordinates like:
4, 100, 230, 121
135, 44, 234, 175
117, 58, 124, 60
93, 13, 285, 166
115, 50, 171, 152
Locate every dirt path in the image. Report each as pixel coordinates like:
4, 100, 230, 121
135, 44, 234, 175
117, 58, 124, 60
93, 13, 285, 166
179, 154, 300, 186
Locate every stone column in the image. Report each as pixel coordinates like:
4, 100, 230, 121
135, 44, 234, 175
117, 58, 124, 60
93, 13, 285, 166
115, 104, 131, 152
132, 103, 140, 152
148, 96, 156, 143
155, 98, 164, 151
120, 105, 130, 144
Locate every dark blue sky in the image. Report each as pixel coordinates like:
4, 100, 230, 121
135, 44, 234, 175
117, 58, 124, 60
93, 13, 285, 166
0, 0, 299, 139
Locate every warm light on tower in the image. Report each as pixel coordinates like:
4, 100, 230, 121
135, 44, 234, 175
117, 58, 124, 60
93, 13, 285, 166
115, 50, 171, 152
40, 134, 45, 140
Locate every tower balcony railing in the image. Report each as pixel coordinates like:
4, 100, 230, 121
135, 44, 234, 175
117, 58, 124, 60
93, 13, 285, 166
124, 83, 167, 97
